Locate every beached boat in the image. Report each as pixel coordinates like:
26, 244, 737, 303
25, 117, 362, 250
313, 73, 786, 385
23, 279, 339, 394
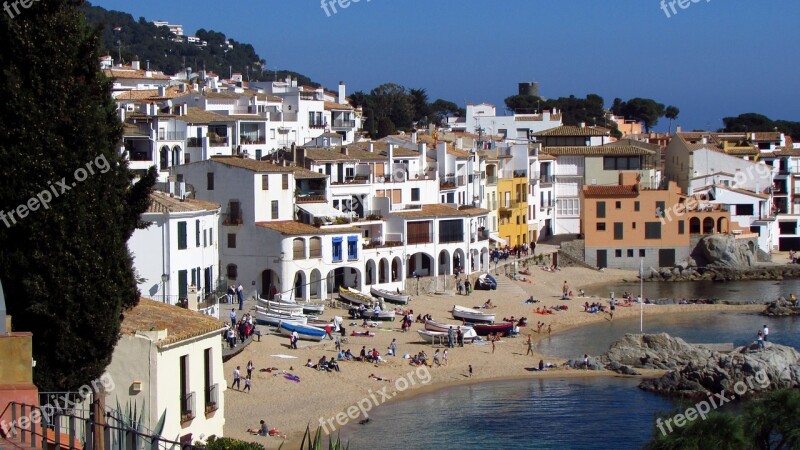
254, 309, 308, 326
301, 303, 325, 315
338, 287, 373, 306
472, 322, 514, 336
417, 328, 478, 344
352, 307, 396, 321
277, 321, 327, 342
423, 319, 474, 333
370, 286, 411, 305
452, 305, 496, 323
474, 273, 498, 290
256, 298, 304, 314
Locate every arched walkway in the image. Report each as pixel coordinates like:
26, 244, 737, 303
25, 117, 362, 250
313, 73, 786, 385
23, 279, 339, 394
309, 269, 323, 299
453, 249, 466, 274
333, 267, 362, 291
293, 271, 306, 301
717, 217, 728, 233
690, 217, 701, 234
260, 269, 280, 300
391, 257, 402, 282
438, 249, 451, 276
171, 145, 182, 166
703, 217, 714, 234
480, 248, 489, 272
407, 252, 434, 277
379, 258, 389, 283
365, 260, 376, 285
159, 146, 170, 170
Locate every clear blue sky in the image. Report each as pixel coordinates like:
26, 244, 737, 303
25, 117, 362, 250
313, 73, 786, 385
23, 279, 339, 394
92, 0, 800, 132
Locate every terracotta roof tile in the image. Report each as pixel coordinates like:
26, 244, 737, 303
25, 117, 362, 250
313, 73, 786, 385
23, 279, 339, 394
179, 107, 232, 124
121, 298, 225, 348
103, 67, 170, 80
533, 125, 610, 137
582, 185, 638, 197
146, 191, 220, 214
324, 101, 353, 111
256, 221, 363, 236
543, 145, 655, 156
302, 148, 358, 162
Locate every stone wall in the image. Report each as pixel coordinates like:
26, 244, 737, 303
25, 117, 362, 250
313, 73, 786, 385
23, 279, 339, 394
560, 239, 585, 262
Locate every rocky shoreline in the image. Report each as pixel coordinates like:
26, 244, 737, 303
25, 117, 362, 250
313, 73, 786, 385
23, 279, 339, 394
638, 265, 800, 282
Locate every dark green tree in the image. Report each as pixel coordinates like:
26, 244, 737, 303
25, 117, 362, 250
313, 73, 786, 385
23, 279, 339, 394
376, 117, 396, 139
408, 88, 431, 126
430, 99, 464, 126
0, 0, 155, 390
665, 106, 680, 134
611, 98, 665, 132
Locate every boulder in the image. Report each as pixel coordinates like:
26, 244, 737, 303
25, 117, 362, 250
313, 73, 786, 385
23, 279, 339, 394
762, 298, 800, 316
699, 234, 755, 269
606, 361, 640, 375
601, 333, 714, 370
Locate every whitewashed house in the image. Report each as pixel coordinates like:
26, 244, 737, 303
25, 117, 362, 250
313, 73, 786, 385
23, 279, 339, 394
129, 191, 220, 305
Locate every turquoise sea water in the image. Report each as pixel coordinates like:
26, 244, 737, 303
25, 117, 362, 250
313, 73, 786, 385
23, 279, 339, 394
342, 310, 800, 450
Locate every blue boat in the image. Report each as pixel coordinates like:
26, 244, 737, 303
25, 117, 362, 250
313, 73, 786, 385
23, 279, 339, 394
278, 321, 327, 342
475, 273, 497, 290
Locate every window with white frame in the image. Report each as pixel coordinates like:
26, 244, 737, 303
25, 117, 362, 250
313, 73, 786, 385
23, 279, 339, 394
557, 198, 580, 217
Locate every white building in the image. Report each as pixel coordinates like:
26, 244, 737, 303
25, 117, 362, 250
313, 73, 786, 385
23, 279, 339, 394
105, 298, 226, 443
448, 103, 562, 143
128, 191, 221, 305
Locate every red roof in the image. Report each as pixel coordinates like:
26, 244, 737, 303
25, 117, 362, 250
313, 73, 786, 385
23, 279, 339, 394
582, 185, 638, 197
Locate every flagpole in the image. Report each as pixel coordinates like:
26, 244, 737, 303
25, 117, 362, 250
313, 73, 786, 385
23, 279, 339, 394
639, 258, 644, 332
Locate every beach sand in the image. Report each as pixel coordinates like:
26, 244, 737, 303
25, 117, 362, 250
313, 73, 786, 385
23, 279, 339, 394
221, 264, 763, 448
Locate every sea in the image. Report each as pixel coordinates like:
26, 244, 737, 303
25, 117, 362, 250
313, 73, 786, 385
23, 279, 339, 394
340, 280, 800, 450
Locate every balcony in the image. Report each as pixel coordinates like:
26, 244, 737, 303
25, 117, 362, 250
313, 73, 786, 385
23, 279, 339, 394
500, 201, 520, 210
332, 119, 356, 128
308, 122, 328, 129
539, 200, 555, 210
205, 384, 219, 414
180, 391, 196, 423
209, 135, 229, 147
513, 170, 527, 178
159, 131, 186, 141
487, 176, 498, 185
187, 137, 202, 148
408, 233, 432, 245
223, 212, 243, 226
540, 174, 555, 185
296, 195, 327, 204
363, 240, 403, 250
239, 136, 266, 145
440, 176, 457, 190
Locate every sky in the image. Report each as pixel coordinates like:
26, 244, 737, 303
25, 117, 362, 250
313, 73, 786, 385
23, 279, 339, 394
92, 0, 800, 132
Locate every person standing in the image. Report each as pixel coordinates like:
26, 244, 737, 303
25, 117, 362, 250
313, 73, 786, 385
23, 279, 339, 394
389, 338, 397, 356
526, 335, 534, 356
433, 349, 441, 367
324, 323, 333, 340
243, 375, 251, 393
562, 281, 569, 299
763, 324, 769, 341
247, 360, 254, 378
583, 354, 589, 369
229, 308, 237, 328
457, 278, 464, 295
757, 330, 765, 351
443, 349, 449, 366
291, 331, 299, 349
491, 334, 496, 354
237, 284, 244, 310
227, 327, 236, 348
448, 326, 455, 348
468, 364, 473, 378
232, 366, 241, 390
457, 327, 464, 347
465, 280, 471, 296
335, 335, 342, 352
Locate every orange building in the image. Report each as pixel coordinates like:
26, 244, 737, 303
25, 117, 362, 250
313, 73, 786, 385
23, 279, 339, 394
581, 172, 690, 269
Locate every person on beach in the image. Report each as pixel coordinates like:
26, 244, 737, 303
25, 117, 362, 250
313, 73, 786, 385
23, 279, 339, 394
468, 364, 473, 377
562, 281, 569, 299
538, 359, 545, 371
369, 374, 392, 382
360, 346, 367, 362
230, 308, 237, 328
325, 323, 333, 340
465, 280, 471, 296
248, 420, 269, 436
491, 334, 496, 354
526, 335, 534, 356
448, 326, 455, 348
757, 330, 765, 351
547, 324, 552, 335
335, 335, 341, 351
433, 349, 441, 367
243, 375, 251, 393
247, 360, 254, 378
291, 331, 299, 350
389, 338, 397, 356
583, 354, 589, 369
457, 327, 464, 347
457, 278, 463, 295
443, 349, 449, 366
232, 366, 241, 390
763, 324, 769, 341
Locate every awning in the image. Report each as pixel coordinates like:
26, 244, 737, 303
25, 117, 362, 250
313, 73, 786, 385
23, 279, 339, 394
488, 234, 507, 246
297, 203, 349, 218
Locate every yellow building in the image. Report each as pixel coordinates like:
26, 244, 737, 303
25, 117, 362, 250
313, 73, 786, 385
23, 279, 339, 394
497, 176, 529, 246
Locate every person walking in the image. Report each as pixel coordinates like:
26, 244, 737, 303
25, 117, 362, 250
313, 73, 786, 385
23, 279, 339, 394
443, 349, 449, 366
237, 284, 245, 310
491, 334, 496, 354
526, 335, 534, 356
335, 335, 342, 351
229, 308, 237, 328
433, 349, 441, 367
757, 330, 765, 351
247, 360, 254, 378
763, 324, 769, 341
448, 326, 455, 348
457, 278, 464, 295
389, 338, 397, 356
468, 364, 473, 378
325, 323, 333, 340
232, 366, 241, 390
291, 331, 299, 350
243, 375, 251, 393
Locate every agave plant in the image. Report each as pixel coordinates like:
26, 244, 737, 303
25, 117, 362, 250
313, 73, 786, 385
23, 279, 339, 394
277, 424, 349, 450
113, 399, 168, 448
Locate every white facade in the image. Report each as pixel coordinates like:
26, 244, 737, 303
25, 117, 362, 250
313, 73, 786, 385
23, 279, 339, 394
451, 104, 563, 143
129, 192, 220, 305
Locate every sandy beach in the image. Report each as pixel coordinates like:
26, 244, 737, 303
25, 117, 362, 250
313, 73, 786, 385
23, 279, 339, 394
221, 263, 764, 448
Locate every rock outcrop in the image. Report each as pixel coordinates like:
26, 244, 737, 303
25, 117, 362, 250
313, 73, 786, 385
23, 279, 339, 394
699, 234, 755, 269
762, 298, 800, 316
602, 333, 800, 398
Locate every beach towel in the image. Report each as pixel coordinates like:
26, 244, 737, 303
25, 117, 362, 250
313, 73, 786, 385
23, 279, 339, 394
271, 354, 298, 359
284, 374, 300, 382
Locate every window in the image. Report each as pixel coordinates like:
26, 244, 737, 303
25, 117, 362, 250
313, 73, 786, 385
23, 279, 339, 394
627, 249, 634, 257
411, 188, 420, 202
603, 156, 641, 170
227, 233, 236, 248
282, 174, 289, 190
615, 249, 622, 257
678, 220, 685, 234
616, 201, 622, 209
195, 220, 201, 247
203, 229, 207, 247
596, 222, 606, 231
226, 264, 238, 279
614, 222, 624, 240
645, 222, 662, 239
271, 200, 279, 219
656, 201, 666, 218
597, 202, 606, 218
632, 222, 637, 229
557, 198, 579, 216
209, 227, 213, 245
178, 221, 187, 249
634, 201, 640, 211
262, 174, 269, 190
347, 236, 358, 260
204, 348, 216, 413
332, 237, 342, 262
207, 172, 214, 190
639, 249, 646, 257
735, 204, 754, 216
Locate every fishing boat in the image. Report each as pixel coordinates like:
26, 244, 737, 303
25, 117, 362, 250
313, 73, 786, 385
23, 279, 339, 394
472, 322, 514, 336
451, 305, 496, 323
474, 273, 498, 290
301, 303, 325, 315
256, 298, 304, 314
278, 321, 327, 342
370, 286, 411, 305
352, 307, 396, 321
338, 287, 373, 306
260, 295, 325, 315
254, 308, 308, 326
423, 319, 474, 333
417, 328, 478, 344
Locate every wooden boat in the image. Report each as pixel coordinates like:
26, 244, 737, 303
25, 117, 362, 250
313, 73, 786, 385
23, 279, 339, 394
353, 307, 396, 321
423, 319, 473, 334
256, 298, 304, 314
277, 321, 327, 342
472, 322, 514, 337
301, 303, 325, 315
451, 305, 496, 324
417, 328, 478, 344
338, 287, 372, 306
254, 308, 308, 326
259, 295, 325, 315
370, 286, 411, 305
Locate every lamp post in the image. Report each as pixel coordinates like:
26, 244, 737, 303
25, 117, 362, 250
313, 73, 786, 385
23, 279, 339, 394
0, 277, 7, 334
161, 273, 169, 304
639, 259, 644, 332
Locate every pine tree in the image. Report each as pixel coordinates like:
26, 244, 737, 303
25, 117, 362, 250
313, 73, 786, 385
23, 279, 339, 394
0, 0, 155, 390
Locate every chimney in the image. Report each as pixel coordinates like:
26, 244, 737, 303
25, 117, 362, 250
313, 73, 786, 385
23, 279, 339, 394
456, 137, 463, 149
579, 122, 586, 128
118, 108, 126, 123
411, 131, 417, 144
387, 144, 394, 177
675, 125, 681, 134
368, 142, 374, 153
146, 60, 150, 71
157, 86, 166, 97
338, 81, 346, 105
131, 58, 140, 70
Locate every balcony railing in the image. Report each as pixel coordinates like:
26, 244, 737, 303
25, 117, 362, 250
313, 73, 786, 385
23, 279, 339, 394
224, 212, 243, 225
333, 119, 356, 128
513, 170, 527, 178
440, 177, 457, 190
487, 176, 498, 185
363, 240, 403, 250
205, 384, 219, 414
240, 137, 266, 145
180, 391, 196, 423
296, 195, 327, 204
209, 136, 229, 147
187, 137, 202, 147
540, 174, 555, 184
309, 122, 328, 129
159, 131, 186, 141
